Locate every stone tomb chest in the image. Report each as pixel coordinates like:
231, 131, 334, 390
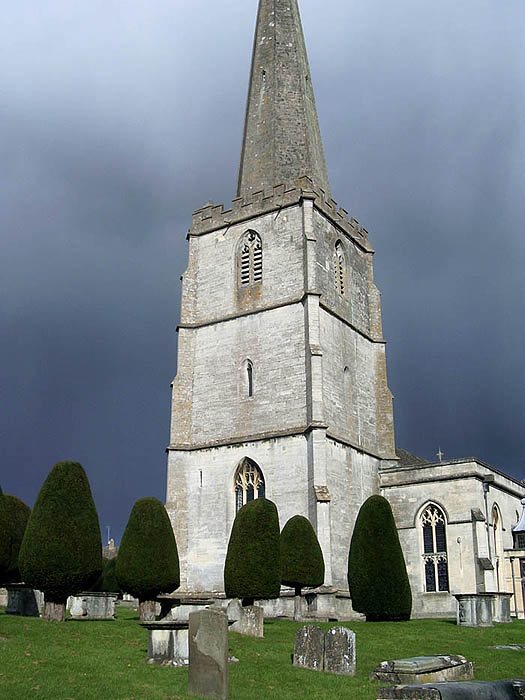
372, 655, 474, 685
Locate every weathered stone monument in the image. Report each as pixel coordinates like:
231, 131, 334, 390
68, 592, 118, 620
141, 620, 189, 666
188, 608, 229, 700
324, 626, 356, 676
227, 599, 263, 638
455, 593, 494, 627
376, 679, 525, 699
293, 625, 324, 671
372, 655, 474, 685
5, 584, 43, 617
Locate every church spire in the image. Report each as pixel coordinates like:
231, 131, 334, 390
237, 0, 331, 198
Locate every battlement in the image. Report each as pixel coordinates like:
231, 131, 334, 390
189, 177, 373, 252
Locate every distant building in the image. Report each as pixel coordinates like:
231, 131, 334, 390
165, 0, 525, 618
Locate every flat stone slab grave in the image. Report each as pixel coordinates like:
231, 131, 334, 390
376, 679, 525, 699
140, 621, 190, 666
372, 655, 474, 684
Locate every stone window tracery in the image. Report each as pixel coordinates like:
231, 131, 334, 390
235, 458, 265, 513
239, 231, 263, 287
334, 241, 346, 296
421, 504, 449, 592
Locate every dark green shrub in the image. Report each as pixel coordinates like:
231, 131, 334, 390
224, 498, 281, 603
19, 461, 102, 620
348, 495, 412, 621
0, 486, 9, 575
280, 515, 324, 595
116, 498, 179, 619
1, 495, 31, 585
91, 558, 120, 594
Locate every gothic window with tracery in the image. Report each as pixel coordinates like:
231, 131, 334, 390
235, 458, 265, 513
334, 241, 346, 296
239, 231, 263, 287
421, 504, 449, 592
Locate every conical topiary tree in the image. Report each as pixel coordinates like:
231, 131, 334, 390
224, 498, 281, 605
348, 495, 412, 622
116, 498, 180, 621
281, 515, 325, 596
91, 557, 120, 594
0, 486, 9, 576
0, 495, 31, 585
19, 461, 102, 621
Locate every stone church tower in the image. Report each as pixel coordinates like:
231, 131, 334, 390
166, 0, 397, 594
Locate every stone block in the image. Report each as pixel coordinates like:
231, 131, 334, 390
293, 625, 324, 671
69, 593, 118, 620
6, 584, 43, 617
188, 608, 229, 700
372, 655, 474, 684
492, 592, 513, 623
141, 621, 189, 666
455, 594, 494, 627
324, 626, 356, 676
227, 600, 263, 637
376, 679, 525, 699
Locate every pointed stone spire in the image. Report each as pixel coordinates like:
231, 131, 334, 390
237, 0, 331, 198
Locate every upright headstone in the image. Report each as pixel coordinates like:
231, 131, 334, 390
293, 625, 324, 671
324, 626, 356, 676
188, 608, 229, 700
227, 600, 264, 637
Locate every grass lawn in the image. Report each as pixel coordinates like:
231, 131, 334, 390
1, 606, 524, 699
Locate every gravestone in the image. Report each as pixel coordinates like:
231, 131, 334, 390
372, 655, 473, 684
376, 679, 525, 700
227, 599, 264, 637
324, 626, 356, 676
6, 584, 43, 617
293, 625, 324, 671
454, 593, 494, 627
188, 608, 229, 700
141, 621, 189, 666
69, 592, 118, 620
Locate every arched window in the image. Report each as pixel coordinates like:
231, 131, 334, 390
421, 504, 449, 592
241, 359, 254, 398
492, 506, 503, 588
239, 231, 262, 287
334, 241, 346, 296
234, 458, 265, 513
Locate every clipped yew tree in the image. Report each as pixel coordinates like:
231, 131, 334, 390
91, 557, 120, 594
116, 498, 179, 621
19, 461, 102, 622
224, 497, 281, 606
0, 495, 31, 585
0, 486, 9, 576
348, 495, 412, 621
281, 515, 325, 596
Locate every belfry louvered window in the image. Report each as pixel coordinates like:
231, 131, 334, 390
334, 241, 345, 296
239, 231, 263, 287
421, 504, 449, 592
234, 458, 265, 513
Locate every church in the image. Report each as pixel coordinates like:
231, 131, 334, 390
165, 0, 525, 619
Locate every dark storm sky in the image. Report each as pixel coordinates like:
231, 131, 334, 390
2, 0, 524, 542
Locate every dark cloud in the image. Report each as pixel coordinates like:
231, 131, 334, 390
2, 0, 524, 542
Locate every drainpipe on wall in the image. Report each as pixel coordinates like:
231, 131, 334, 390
483, 477, 494, 560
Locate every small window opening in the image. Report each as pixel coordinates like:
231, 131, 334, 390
239, 231, 263, 287
334, 241, 345, 296
247, 362, 253, 397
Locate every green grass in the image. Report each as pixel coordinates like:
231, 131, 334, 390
0, 607, 524, 699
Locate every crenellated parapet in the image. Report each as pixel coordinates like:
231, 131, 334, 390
189, 176, 373, 253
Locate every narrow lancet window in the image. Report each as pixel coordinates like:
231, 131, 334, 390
421, 504, 449, 592
334, 241, 345, 296
235, 458, 265, 512
239, 231, 263, 287
247, 361, 253, 397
